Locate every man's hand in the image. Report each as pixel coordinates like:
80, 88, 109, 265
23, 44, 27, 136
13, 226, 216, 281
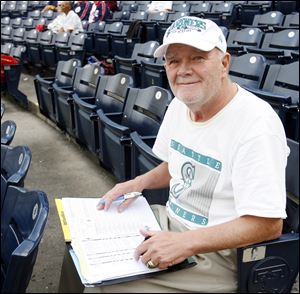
135, 229, 192, 269
96, 179, 143, 212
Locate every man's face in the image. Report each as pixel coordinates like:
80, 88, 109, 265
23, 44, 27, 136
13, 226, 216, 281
164, 44, 226, 111
57, 2, 70, 13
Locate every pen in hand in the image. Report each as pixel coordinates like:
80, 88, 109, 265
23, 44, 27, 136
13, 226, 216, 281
97, 192, 143, 207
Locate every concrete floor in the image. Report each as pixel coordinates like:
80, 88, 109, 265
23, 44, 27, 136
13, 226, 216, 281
2, 70, 117, 293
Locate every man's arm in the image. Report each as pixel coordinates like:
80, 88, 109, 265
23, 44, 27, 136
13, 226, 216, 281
137, 215, 283, 269
97, 162, 171, 211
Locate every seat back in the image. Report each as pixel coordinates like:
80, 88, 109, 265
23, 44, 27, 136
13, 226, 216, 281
261, 61, 299, 105
252, 10, 285, 28
95, 73, 133, 113
72, 63, 102, 98
55, 58, 82, 87
261, 29, 299, 52
227, 28, 264, 55
229, 53, 269, 89
1, 120, 17, 146
1, 185, 49, 293
1, 144, 32, 210
121, 86, 173, 136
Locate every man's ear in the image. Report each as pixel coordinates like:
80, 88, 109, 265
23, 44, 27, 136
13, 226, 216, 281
222, 52, 231, 72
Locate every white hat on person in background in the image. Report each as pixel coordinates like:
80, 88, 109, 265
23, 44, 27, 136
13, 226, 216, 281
154, 16, 227, 57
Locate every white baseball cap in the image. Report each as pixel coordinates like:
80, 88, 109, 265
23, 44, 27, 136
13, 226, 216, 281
154, 16, 227, 58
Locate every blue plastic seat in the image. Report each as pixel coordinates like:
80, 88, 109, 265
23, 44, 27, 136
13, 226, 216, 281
140, 57, 169, 90
130, 131, 170, 205
229, 53, 269, 90
34, 58, 81, 122
1, 144, 32, 211
54, 63, 101, 137
97, 86, 173, 181
1, 120, 17, 145
1, 185, 49, 293
73, 73, 133, 155
114, 40, 159, 87
246, 29, 299, 64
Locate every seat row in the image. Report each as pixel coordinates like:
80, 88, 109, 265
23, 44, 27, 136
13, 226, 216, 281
1, 28, 86, 69
34, 59, 172, 203
1, 102, 50, 293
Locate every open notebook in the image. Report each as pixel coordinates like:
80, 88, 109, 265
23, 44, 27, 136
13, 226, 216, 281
56, 196, 196, 286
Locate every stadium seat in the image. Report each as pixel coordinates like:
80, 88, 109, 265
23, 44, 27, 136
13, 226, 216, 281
84, 21, 106, 57
239, 1, 273, 25
237, 138, 299, 293
94, 21, 129, 59
140, 57, 169, 89
202, 2, 237, 27
243, 61, 299, 140
2, 46, 28, 108
1, 185, 49, 293
54, 63, 101, 137
24, 29, 40, 66
56, 32, 86, 63
11, 17, 24, 30
97, 86, 172, 181
11, 27, 27, 47
227, 27, 264, 56
243, 61, 299, 106
35, 58, 81, 122
246, 29, 299, 64
1, 144, 32, 211
229, 53, 269, 90
246, 10, 285, 31
1, 120, 17, 145
73, 73, 133, 155
1, 25, 13, 45
130, 131, 170, 205
41, 31, 69, 69
114, 40, 159, 87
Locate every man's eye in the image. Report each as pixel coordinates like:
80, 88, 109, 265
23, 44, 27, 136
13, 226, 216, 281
193, 56, 203, 61
167, 59, 178, 65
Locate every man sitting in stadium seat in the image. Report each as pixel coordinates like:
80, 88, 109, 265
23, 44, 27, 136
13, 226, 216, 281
47, 1, 83, 33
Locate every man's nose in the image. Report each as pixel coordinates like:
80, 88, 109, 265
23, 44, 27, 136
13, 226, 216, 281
177, 60, 193, 76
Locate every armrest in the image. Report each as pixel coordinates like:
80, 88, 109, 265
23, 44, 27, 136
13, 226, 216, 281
72, 94, 97, 112
53, 84, 73, 95
237, 232, 299, 293
35, 75, 55, 85
97, 109, 130, 135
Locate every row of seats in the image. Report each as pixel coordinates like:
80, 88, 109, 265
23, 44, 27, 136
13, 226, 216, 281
1, 102, 50, 293
1, 29, 86, 69
34, 59, 171, 203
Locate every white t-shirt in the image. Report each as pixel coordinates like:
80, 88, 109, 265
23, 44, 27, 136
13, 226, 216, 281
153, 85, 288, 229
48, 10, 83, 33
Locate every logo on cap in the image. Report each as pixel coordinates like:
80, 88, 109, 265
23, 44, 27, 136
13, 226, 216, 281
166, 17, 207, 39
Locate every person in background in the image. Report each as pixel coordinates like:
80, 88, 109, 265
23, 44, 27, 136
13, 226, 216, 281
47, 1, 83, 33
105, 0, 119, 13
73, 1, 92, 21
42, 1, 59, 12
88, 1, 112, 23
92, 16, 288, 292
